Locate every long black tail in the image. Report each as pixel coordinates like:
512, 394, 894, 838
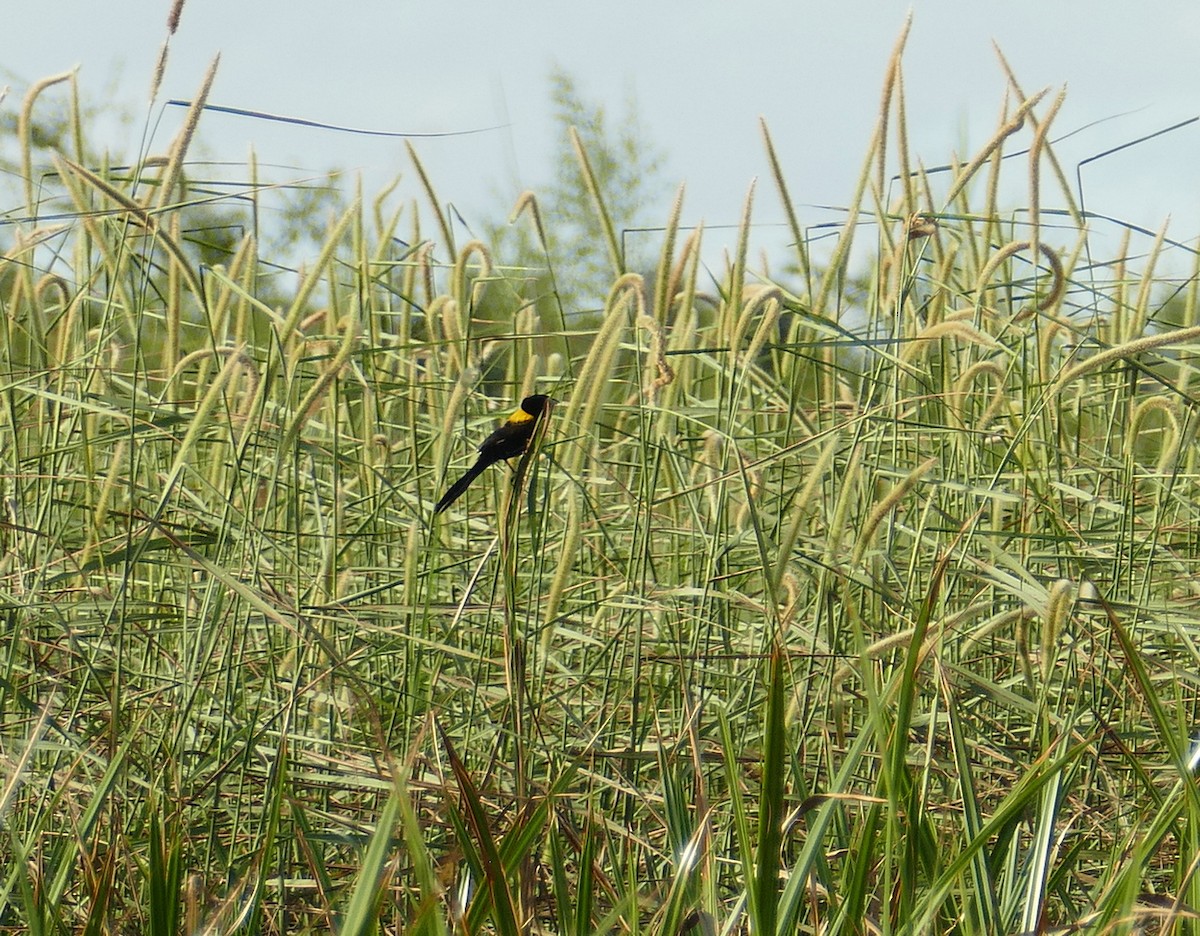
433, 459, 487, 514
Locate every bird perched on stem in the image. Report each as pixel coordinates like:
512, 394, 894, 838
433, 394, 555, 515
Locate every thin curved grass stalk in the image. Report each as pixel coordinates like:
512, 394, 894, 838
61, 83, 84, 173
772, 431, 840, 591
649, 225, 702, 440
1016, 613, 1039, 700
513, 283, 542, 390
4, 233, 43, 374
149, 350, 249, 520
1101, 227, 1133, 346
1038, 316, 1070, 385
6, 228, 67, 370
509, 190, 550, 257
689, 429, 725, 520
562, 274, 642, 474
450, 239, 493, 317
652, 183, 686, 324
246, 143, 261, 241
171, 345, 261, 429
669, 226, 703, 342
1125, 218, 1170, 344
731, 286, 781, 369
1026, 85, 1067, 277
1039, 578, 1074, 683
545, 279, 639, 621
6, 223, 69, 262
570, 127, 623, 278
1178, 251, 1200, 403
899, 320, 1000, 367
1053, 324, 1200, 392
877, 225, 904, 326
392, 214, 423, 350
849, 455, 937, 570
1186, 249, 1200, 330
365, 196, 403, 351
213, 233, 259, 346
542, 494, 581, 627
994, 42, 1084, 225
924, 237, 961, 328
811, 18, 909, 324
872, 14, 909, 198
822, 441, 863, 573
370, 177, 403, 258
959, 606, 1035, 654
1022, 229, 1083, 340
149, 42, 170, 105
832, 625, 923, 693
730, 288, 781, 417
1128, 396, 1181, 474
636, 314, 674, 406
155, 55, 219, 209
56, 228, 137, 351
415, 236, 437, 311
974, 239, 1064, 323
34, 273, 72, 369
277, 200, 359, 345
892, 64, 915, 219
164, 213, 183, 396
19, 68, 76, 216
943, 88, 1049, 210
510, 190, 573, 372
724, 180, 755, 344
733, 462, 763, 535
664, 220, 702, 328
516, 342, 541, 399
398, 517, 422, 612
281, 299, 360, 453
914, 162, 941, 233
979, 89, 1011, 260
434, 374, 475, 478
436, 297, 466, 376
759, 118, 809, 286
406, 141, 454, 255
949, 360, 1009, 430
78, 438, 128, 572
201, 257, 282, 333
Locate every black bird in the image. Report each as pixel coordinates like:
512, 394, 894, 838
433, 394, 555, 515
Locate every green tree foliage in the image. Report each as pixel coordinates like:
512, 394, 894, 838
460, 67, 666, 395
542, 67, 666, 312
489, 66, 666, 323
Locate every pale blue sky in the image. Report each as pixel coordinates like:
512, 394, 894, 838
6, 1, 1200, 270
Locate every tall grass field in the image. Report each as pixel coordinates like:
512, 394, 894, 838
3, 32, 1200, 936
